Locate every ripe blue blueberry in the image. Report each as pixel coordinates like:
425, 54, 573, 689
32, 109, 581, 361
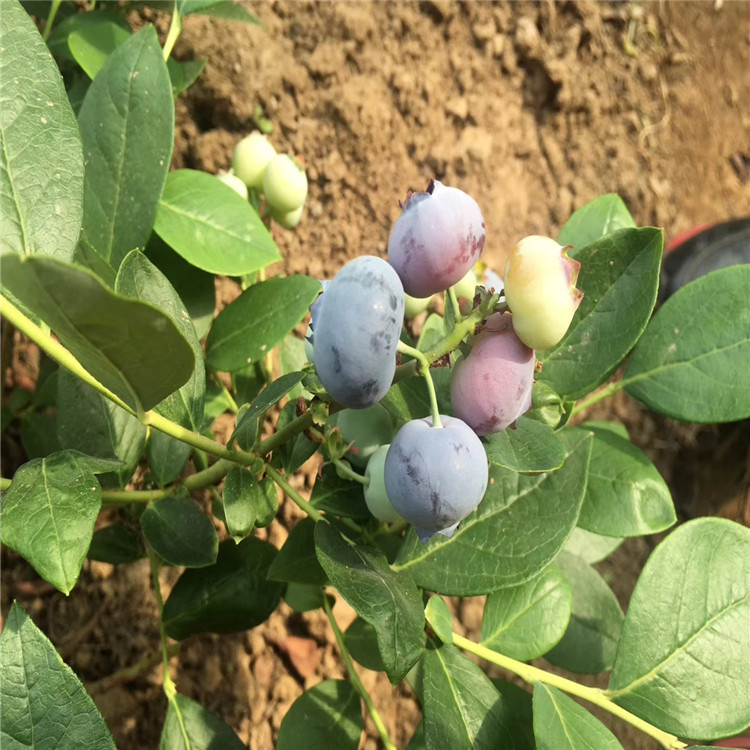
384, 415, 488, 542
313, 256, 405, 409
388, 180, 485, 298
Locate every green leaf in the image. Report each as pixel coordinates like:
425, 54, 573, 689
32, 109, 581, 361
381, 375, 432, 424
159, 693, 245, 750
167, 57, 206, 97
47, 9, 130, 62
491, 681, 535, 750
0, 0, 84, 260
576, 424, 675, 537
146, 235, 216, 340
623, 265, 750, 422
73, 237, 116, 286
0, 602, 116, 748
267, 518, 327, 585
417, 313, 445, 352
115, 249, 205, 433
539, 227, 663, 400
231, 371, 305, 448
20, 412, 62, 459
533, 683, 623, 750
309, 463, 370, 520
141, 493, 217, 568
393, 430, 592, 596
480, 564, 572, 661
424, 596, 454, 645
279, 334, 313, 400
56, 370, 146, 488
608, 517, 750, 739
206, 276, 320, 372
162, 537, 284, 640
315, 522, 424, 684
78, 25, 173, 269
284, 582, 325, 613
483, 417, 566, 474
68, 18, 131, 79
2, 254, 195, 412
563, 527, 623, 564
182, 0, 260, 25
222, 466, 276, 541
154, 169, 280, 275
145, 432, 191, 486
276, 680, 362, 750
344, 618, 385, 672
0, 450, 109, 594
422, 639, 520, 750
546, 551, 624, 674
275, 401, 317, 476
557, 194, 635, 250
88, 524, 145, 564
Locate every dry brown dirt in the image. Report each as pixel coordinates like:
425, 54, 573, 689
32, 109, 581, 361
2, 2, 750, 749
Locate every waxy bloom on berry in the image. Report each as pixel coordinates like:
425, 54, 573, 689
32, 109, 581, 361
503, 235, 583, 350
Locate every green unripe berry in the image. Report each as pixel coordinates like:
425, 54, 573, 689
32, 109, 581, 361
404, 293, 431, 318
272, 203, 304, 230
216, 170, 248, 200
364, 445, 403, 523
331, 403, 393, 468
451, 267, 477, 302
232, 133, 276, 189
263, 154, 308, 212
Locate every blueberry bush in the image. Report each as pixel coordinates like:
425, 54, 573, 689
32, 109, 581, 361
1, 2, 750, 748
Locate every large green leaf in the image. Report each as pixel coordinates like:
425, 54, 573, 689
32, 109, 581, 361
222, 466, 277, 541
68, 18, 131, 79
309, 463, 370, 520
563, 527, 623, 564
116, 250, 206, 481
546, 551, 624, 674
2, 254, 195, 411
78, 25, 173, 269
557, 194, 635, 250
0, 451, 117, 594
480, 564, 571, 661
276, 680, 362, 750
47, 9, 131, 62
576, 424, 675, 537
344, 618, 385, 672
159, 693, 245, 750
483, 417, 566, 474
0, 0, 84, 260
393, 430, 592, 596
267, 518, 327, 585
532, 684, 623, 750
538, 227, 662, 400
623, 265, 750, 422
88, 524, 145, 564
56, 369, 146, 489
153, 169, 280, 275
422, 639, 522, 750
0, 602, 116, 749
206, 275, 320, 372
608, 518, 750, 739
141, 492, 218, 568
315, 522, 424, 684
162, 537, 283, 640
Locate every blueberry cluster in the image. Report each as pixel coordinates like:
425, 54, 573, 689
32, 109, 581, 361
308, 181, 581, 542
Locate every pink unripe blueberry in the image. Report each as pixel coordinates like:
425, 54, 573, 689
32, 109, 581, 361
263, 154, 308, 213
232, 133, 276, 189
450, 313, 535, 436
388, 180, 485, 298
504, 235, 583, 350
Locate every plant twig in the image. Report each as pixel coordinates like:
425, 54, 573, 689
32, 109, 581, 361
162, 2, 183, 61
323, 595, 397, 750
265, 464, 325, 523
397, 341, 442, 427
88, 644, 181, 693
451, 632, 686, 750
42, 0, 62, 41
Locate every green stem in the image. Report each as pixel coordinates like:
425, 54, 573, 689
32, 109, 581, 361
88, 643, 181, 692
162, 3, 183, 61
265, 464, 325, 523
569, 380, 624, 417
446, 287, 461, 325
333, 459, 369, 487
397, 341, 442, 427
323, 596, 397, 750
256, 410, 314, 455
43, 0, 62, 41
451, 633, 686, 750
149, 550, 191, 749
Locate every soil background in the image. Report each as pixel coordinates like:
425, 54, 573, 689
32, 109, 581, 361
2, 2, 750, 749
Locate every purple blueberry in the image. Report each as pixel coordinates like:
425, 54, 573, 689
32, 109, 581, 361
384, 415, 488, 542
313, 257, 405, 409
388, 180, 486, 297
450, 313, 535, 436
